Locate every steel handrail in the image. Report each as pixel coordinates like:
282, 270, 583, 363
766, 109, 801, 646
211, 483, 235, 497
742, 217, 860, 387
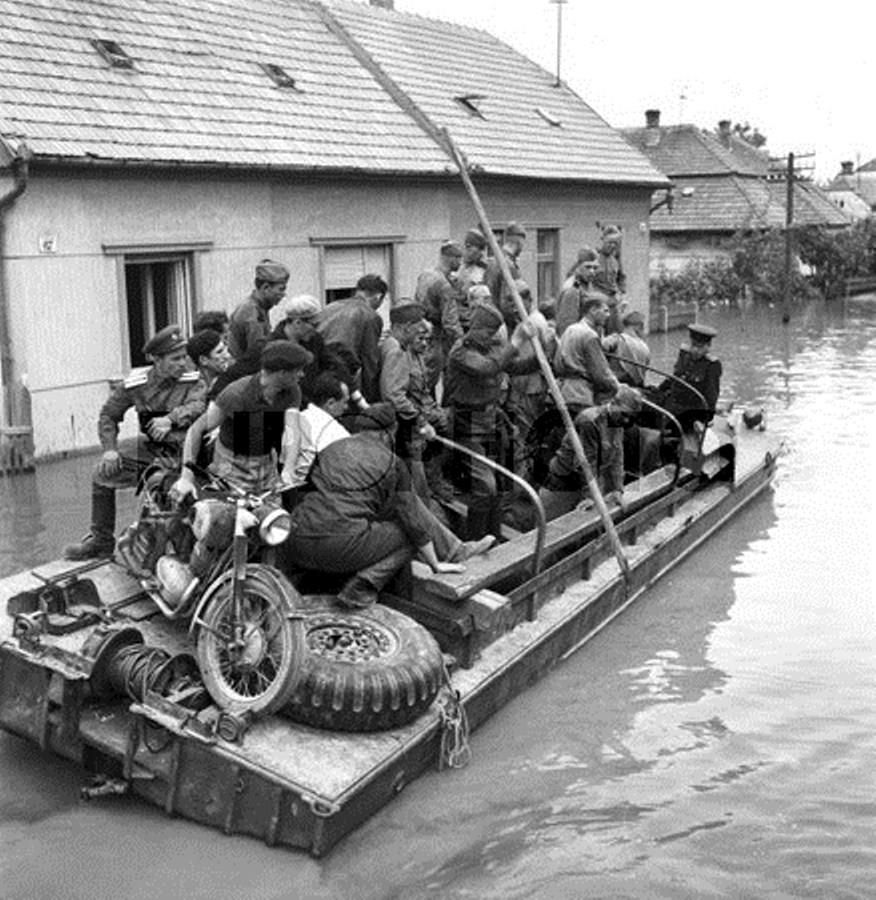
429, 433, 546, 578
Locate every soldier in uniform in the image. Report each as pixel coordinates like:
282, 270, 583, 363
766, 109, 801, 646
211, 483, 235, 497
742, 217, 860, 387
654, 323, 722, 430
593, 225, 627, 336
555, 247, 603, 337
64, 325, 206, 560
227, 259, 290, 373
414, 240, 464, 389
484, 221, 526, 307
453, 228, 488, 332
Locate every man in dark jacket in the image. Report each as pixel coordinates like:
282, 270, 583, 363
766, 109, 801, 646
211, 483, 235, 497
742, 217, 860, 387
284, 404, 494, 609
227, 259, 289, 372
655, 323, 722, 430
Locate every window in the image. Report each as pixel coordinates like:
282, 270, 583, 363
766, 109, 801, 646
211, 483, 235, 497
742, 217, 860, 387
124, 254, 194, 367
321, 244, 393, 305
536, 228, 560, 302
91, 38, 134, 70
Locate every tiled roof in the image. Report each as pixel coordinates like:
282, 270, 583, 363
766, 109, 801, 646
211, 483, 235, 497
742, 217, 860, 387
825, 170, 876, 207
0, 0, 665, 185
621, 123, 769, 177
313, 0, 666, 185
650, 175, 850, 233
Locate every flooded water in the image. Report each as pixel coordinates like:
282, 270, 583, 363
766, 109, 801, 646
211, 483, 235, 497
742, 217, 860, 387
1, 299, 875, 899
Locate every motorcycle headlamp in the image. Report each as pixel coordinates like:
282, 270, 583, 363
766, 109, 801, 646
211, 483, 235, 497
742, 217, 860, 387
257, 506, 292, 546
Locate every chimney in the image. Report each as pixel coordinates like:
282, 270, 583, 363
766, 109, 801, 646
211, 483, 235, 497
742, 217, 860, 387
841, 160, 855, 175
369, 0, 394, 7
717, 119, 732, 147
644, 108, 661, 147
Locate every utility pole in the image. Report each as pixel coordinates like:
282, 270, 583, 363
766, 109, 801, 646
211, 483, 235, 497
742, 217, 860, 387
550, 0, 567, 87
768, 150, 815, 324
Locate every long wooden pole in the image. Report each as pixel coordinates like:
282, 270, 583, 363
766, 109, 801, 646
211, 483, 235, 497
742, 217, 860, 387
782, 151, 794, 325
443, 131, 630, 579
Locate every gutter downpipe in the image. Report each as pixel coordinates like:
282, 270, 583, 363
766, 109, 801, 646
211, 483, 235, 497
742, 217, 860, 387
0, 138, 30, 435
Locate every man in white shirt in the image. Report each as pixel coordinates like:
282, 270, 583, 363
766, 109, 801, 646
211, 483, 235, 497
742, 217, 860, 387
281, 372, 351, 490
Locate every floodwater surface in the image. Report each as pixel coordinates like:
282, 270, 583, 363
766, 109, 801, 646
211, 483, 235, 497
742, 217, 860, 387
1, 299, 874, 899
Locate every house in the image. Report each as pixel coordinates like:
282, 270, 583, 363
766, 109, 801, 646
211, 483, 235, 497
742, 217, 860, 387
0, 0, 667, 460
823, 161, 876, 220
622, 110, 850, 275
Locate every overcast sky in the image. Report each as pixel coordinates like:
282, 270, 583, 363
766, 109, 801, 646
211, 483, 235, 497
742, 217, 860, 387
393, 0, 874, 181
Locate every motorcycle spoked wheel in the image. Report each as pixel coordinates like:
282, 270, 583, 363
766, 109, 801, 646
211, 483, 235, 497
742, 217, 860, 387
195, 564, 305, 716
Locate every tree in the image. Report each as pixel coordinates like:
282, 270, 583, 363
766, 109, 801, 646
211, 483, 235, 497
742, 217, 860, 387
732, 122, 767, 148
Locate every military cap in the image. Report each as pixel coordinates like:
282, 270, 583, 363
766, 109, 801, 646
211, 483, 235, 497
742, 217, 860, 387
441, 240, 464, 258
283, 294, 321, 319
187, 329, 223, 363
255, 259, 290, 283
688, 323, 717, 343
389, 300, 425, 325
505, 221, 527, 239
601, 225, 622, 240
463, 228, 487, 249
469, 301, 504, 332
143, 324, 187, 357
260, 340, 312, 372
576, 246, 599, 264
622, 310, 645, 327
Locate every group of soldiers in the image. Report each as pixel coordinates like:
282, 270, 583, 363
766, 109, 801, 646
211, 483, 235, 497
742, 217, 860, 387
63, 227, 721, 610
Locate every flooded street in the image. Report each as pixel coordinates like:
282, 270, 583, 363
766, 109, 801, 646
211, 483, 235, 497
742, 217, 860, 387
1, 299, 874, 899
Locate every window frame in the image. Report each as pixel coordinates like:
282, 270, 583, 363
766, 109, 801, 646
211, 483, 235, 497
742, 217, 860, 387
309, 234, 404, 305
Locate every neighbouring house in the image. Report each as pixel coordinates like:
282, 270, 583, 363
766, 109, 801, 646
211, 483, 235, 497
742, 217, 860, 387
823, 161, 876, 220
0, 0, 667, 460
622, 110, 850, 275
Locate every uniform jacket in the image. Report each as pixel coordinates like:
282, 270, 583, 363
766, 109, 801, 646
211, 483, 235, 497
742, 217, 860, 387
554, 320, 620, 408
228, 292, 271, 366
603, 331, 651, 387
483, 249, 521, 306
414, 268, 463, 350
98, 366, 205, 452
664, 347, 722, 417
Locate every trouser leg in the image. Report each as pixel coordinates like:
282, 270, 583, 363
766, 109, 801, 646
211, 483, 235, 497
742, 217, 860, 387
90, 483, 117, 543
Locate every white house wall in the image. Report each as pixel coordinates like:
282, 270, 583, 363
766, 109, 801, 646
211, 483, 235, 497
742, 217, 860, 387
3, 168, 651, 458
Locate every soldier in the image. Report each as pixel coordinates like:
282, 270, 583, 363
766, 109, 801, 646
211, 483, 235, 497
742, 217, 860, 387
64, 325, 206, 560
415, 241, 464, 389
316, 273, 387, 404
602, 309, 651, 388
593, 225, 627, 335
555, 247, 603, 337
453, 228, 488, 331
655, 323, 722, 430
227, 259, 290, 372
484, 221, 526, 307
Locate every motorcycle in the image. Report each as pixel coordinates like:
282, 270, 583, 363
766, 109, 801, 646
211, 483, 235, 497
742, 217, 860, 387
115, 466, 305, 717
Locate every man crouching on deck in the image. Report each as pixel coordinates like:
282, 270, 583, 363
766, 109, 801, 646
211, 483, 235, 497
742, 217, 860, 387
171, 340, 311, 500
284, 403, 496, 610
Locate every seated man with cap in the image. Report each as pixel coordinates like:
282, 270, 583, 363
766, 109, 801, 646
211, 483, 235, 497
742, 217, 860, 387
64, 325, 207, 560
555, 247, 604, 337
654, 323, 722, 431
484, 222, 526, 309
284, 403, 495, 609
539, 385, 642, 521
414, 241, 465, 389
227, 258, 290, 375
172, 340, 312, 500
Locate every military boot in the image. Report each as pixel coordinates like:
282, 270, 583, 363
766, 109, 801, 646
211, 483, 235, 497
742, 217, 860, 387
63, 484, 116, 560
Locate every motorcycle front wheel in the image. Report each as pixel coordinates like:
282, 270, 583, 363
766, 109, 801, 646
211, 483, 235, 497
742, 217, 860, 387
196, 565, 305, 716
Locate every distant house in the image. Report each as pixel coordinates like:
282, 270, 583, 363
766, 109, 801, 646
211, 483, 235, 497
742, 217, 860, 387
622, 110, 850, 275
824, 161, 876, 220
0, 0, 666, 459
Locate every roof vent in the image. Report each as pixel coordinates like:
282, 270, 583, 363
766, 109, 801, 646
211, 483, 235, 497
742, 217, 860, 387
840, 160, 855, 175
535, 107, 562, 127
91, 38, 134, 70
454, 95, 486, 119
261, 63, 300, 90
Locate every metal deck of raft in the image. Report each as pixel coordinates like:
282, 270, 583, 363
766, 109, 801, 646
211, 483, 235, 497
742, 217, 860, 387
0, 426, 780, 856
